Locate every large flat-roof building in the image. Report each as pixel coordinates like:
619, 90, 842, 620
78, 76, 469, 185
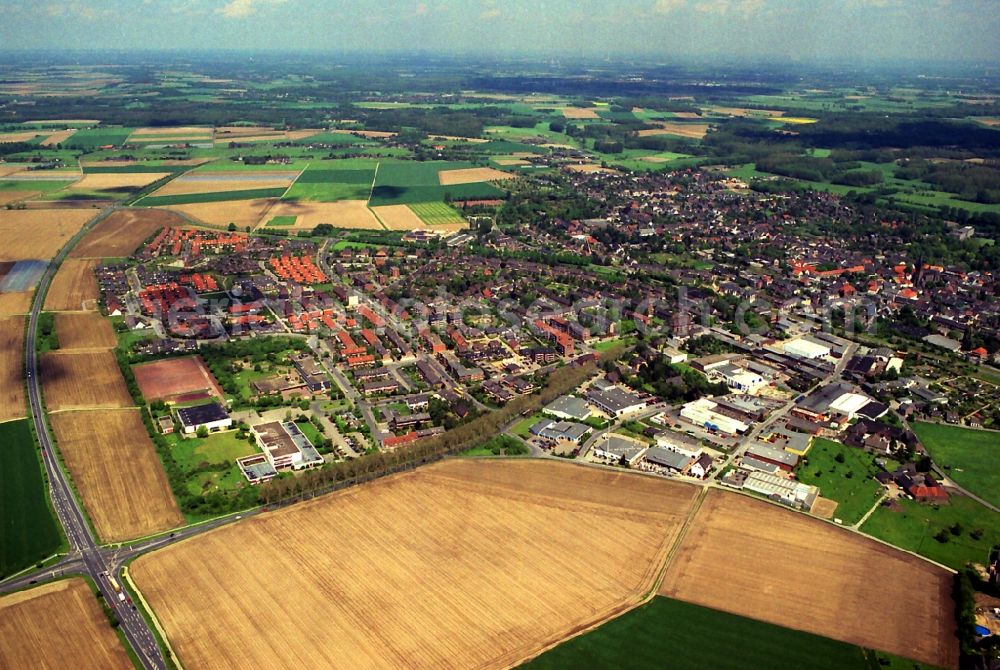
176, 402, 232, 435
252, 421, 324, 471
680, 398, 749, 435
743, 471, 818, 510
543, 395, 593, 422
783, 336, 832, 360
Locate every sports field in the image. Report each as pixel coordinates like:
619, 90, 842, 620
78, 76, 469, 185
44, 259, 100, 311
0, 209, 94, 262
70, 209, 184, 259
131, 459, 699, 670
0, 316, 26, 422
49, 409, 183, 542
55, 312, 117, 350
132, 355, 224, 403
0, 419, 62, 576
0, 579, 132, 670
521, 596, 887, 670
659, 490, 957, 668
40, 351, 132, 411
409, 202, 467, 228
912, 422, 999, 507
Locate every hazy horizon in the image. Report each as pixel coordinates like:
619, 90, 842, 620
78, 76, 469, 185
2, 0, 998, 65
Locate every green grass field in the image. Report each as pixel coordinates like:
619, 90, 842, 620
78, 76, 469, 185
795, 438, 885, 524
266, 215, 297, 227
520, 596, 934, 670
862, 494, 1000, 570
0, 179, 76, 194
913, 422, 999, 507
82, 164, 189, 174
62, 128, 132, 149
408, 202, 465, 226
137, 187, 286, 207
293, 131, 369, 145
169, 430, 257, 471
283, 166, 376, 201
0, 419, 63, 577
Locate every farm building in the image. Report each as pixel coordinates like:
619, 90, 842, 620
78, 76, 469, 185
176, 402, 232, 435
251, 421, 323, 471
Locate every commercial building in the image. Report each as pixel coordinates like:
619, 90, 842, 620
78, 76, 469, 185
585, 385, 647, 418
176, 402, 232, 435
251, 421, 324, 470
679, 398, 749, 435
783, 336, 832, 360
529, 418, 590, 444
743, 471, 818, 510
744, 442, 799, 471
592, 434, 646, 465
543, 395, 593, 422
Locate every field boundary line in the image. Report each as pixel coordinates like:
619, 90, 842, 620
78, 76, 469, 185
366, 161, 380, 204
122, 566, 183, 670
647, 486, 707, 597
368, 204, 389, 231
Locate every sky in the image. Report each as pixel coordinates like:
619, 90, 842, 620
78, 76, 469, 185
1, 0, 998, 63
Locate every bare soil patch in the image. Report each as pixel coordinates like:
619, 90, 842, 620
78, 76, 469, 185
132, 355, 224, 403
132, 459, 698, 670
71, 209, 184, 259
55, 312, 117, 350
659, 489, 958, 668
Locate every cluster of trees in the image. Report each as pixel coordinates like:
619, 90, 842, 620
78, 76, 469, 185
897, 159, 1000, 204
198, 337, 308, 405
621, 351, 729, 403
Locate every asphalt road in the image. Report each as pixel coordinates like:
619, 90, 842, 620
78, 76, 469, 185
11, 207, 168, 670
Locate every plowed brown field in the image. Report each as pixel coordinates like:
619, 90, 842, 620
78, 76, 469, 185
132, 355, 224, 402
0, 291, 32, 316
70, 209, 184, 259
659, 489, 958, 668
49, 409, 183, 541
40, 350, 132, 410
44, 259, 99, 311
55, 312, 117, 350
0, 315, 25, 421
131, 460, 698, 670
0, 579, 131, 670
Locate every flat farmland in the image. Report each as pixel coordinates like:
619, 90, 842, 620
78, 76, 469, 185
372, 204, 426, 230
139, 187, 287, 207
561, 106, 600, 119
151, 172, 296, 197
0, 291, 33, 316
659, 490, 957, 668
39, 128, 78, 146
49, 409, 183, 541
70, 208, 184, 259
0, 579, 131, 670
0, 209, 94, 261
912, 422, 999, 507
163, 198, 277, 228
68, 172, 169, 192
55, 312, 116, 350
283, 165, 376, 202
40, 351, 132, 411
0, 316, 26, 422
132, 355, 224, 402
637, 122, 711, 139
131, 459, 699, 670
262, 199, 382, 229
438, 167, 516, 185
44, 258, 99, 311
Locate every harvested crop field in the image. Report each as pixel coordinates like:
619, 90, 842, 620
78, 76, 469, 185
55, 312, 116, 350
0, 316, 25, 421
0, 189, 40, 205
560, 106, 600, 119
372, 204, 426, 230
41, 351, 132, 411
0, 131, 45, 143
261, 199, 381, 230
69, 172, 169, 192
132, 459, 699, 670
0, 579, 132, 670
0, 209, 94, 261
49, 409, 183, 541
564, 163, 617, 174
164, 198, 276, 229
39, 129, 78, 146
638, 122, 711, 139
151, 173, 296, 197
132, 355, 224, 403
493, 157, 529, 166
0, 291, 32, 316
659, 490, 957, 668
44, 259, 99, 311
70, 208, 184, 259
438, 167, 515, 185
